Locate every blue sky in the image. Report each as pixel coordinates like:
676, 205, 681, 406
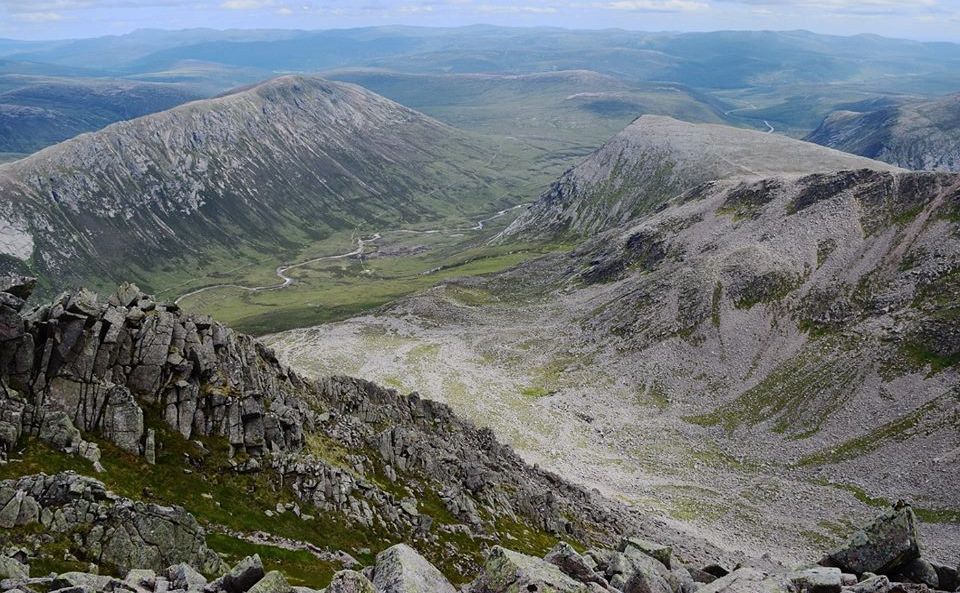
2, 0, 958, 42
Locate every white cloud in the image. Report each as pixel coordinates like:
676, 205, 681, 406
220, 0, 274, 8
13, 10, 65, 21
603, 0, 708, 11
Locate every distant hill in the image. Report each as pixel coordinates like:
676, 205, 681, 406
502, 115, 899, 237
0, 76, 510, 294
806, 93, 960, 171
0, 78, 201, 154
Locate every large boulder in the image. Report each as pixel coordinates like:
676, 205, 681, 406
372, 544, 456, 593
820, 502, 920, 576
469, 546, 591, 593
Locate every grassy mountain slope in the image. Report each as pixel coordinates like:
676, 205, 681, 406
502, 115, 900, 237
806, 93, 960, 171
0, 75, 522, 298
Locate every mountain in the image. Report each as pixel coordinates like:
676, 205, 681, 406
501, 115, 900, 237
0, 75, 512, 296
0, 276, 733, 585
268, 118, 960, 565
1, 277, 955, 592
806, 93, 960, 171
0, 78, 202, 154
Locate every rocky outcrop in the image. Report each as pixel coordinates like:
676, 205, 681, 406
370, 544, 456, 593
0, 472, 223, 574
821, 502, 920, 577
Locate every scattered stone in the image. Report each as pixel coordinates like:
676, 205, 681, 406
544, 542, 608, 587
843, 575, 889, 593
167, 564, 206, 592
697, 568, 793, 593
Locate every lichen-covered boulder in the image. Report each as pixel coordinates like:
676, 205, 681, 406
820, 502, 919, 576
544, 542, 608, 587
469, 546, 591, 593
789, 567, 841, 593
372, 544, 456, 593
247, 571, 292, 593
0, 556, 28, 581
325, 570, 375, 593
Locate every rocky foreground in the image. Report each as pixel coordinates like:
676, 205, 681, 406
0, 471, 957, 593
0, 276, 957, 592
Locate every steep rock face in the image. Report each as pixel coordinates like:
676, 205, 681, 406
0, 75, 496, 293
806, 94, 960, 172
501, 115, 898, 237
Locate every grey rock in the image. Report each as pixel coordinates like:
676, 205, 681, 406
697, 568, 794, 593
0, 277, 36, 301
620, 537, 672, 570
247, 572, 291, 593
324, 570, 374, 593
544, 542, 607, 587
469, 546, 589, 593
221, 556, 265, 593
373, 544, 455, 593
790, 567, 841, 593
167, 564, 206, 592
822, 503, 920, 576
842, 575, 890, 593
931, 563, 957, 592
0, 557, 28, 581
891, 558, 938, 589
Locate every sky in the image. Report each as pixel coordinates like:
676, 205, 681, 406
1, 0, 959, 42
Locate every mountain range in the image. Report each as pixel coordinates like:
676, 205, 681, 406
0, 25, 958, 593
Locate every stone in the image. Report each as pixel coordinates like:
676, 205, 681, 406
167, 564, 206, 591
0, 277, 36, 301
790, 567, 841, 593
325, 571, 375, 593
891, 558, 938, 589
821, 503, 920, 576
221, 556, 265, 593
931, 563, 957, 592
697, 568, 794, 593
620, 537, 672, 569
125, 569, 157, 592
0, 557, 27, 581
53, 572, 118, 591
842, 575, 890, 593
544, 542, 607, 587
247, 572, 291, 593
145, 430, 156, 466
469, 546, 590, 593
373, 544, 456, 593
